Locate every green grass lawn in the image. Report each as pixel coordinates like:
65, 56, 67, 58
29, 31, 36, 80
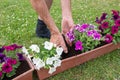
0, 0, 120, 80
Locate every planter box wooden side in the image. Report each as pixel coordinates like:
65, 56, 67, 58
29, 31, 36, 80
36, 55, 77, 80
75, 43, 120, 66
13, 56, 34, 80
36, 43, 120, 80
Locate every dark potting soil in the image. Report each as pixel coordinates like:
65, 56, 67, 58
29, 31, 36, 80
61, 35, 82, 59
2, 60, 30, 80
61, 35, 108, 59
61, 44, 82, 59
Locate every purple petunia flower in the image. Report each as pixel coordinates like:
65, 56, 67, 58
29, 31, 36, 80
101, 21, 109, 29
0, 53, 6, 63
74, 24, 80, 30
98, 26, 104, 32
115, 19, 120, 26
105, 34, 113, 43
93, 33, 101, 40
95, 17, 101, 24
88, 24, 95, 30
95, 13, 107, 24
111, 10, 120, 20
78, 27, 86, 32
91, 30, 98, 34
87, 30, 93, 37
2, 63, 13, 73
100, 13, 107, 21
6, 58, 17, 65
81, 23, 89, 29
3, 44, 22, 51
111, 25, 119, 34
17, 53, 24, 61
75, 40, 83, 51
77, 24, 89, 32
112, 10, 119, 16
66, 30, 75, 42
0, 71, 2, 78
0, 47, 5, 53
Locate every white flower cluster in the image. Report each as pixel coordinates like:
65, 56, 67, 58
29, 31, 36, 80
22, 41, 63, 74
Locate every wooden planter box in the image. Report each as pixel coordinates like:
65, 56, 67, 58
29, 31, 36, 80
13, 56, 34, 80
36, 43, 120, 80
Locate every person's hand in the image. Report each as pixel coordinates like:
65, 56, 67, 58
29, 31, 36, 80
50, 32, 68, 53
61, 17, 74, 46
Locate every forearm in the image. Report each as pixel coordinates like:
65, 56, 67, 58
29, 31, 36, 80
30, 0, 59, 34
61, 0, 72, 18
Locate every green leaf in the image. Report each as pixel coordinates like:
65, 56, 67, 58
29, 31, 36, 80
113, 39, 117, 44
6, 69, 16, 77
13, 62, 20, 69
0, 64, 2, 71
0, 73, 5, 80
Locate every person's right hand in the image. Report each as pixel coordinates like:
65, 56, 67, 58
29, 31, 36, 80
50, 32, 68, 53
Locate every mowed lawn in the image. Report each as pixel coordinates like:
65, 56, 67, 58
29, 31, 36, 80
0, 0, 120, 80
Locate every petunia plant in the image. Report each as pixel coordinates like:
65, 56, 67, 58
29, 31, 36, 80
66, 23, 102, 52
0, 44, 24, 79
95, 10, 120, 44
22, 41, 63, 74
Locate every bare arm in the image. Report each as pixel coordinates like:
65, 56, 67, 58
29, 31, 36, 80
61, 0, 72, 19
30, 0, 68, 53
30, 0, 59, 34
61, 0, 74, 46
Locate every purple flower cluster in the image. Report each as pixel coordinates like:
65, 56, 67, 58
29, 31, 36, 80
66, 23, 101, 51
3, 44, 22, 51
87, 30, 101, 40
75, 40, 83, 51
74, 24, 101, 40
75, 24, 89, 32
95, 10, 120, 43
0, 44, 24, 79
66, 30, 75, 42
105, 34, 113, 43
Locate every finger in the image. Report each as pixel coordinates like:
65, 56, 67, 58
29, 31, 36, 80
56, 42, 61, 47
62, 33, 72, 46
61, 42, 68, 53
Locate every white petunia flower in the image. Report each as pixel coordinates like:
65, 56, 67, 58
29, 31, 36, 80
35, 61, 45, 70
54, 54, 61, 59
22, 46, 29, 55
46, 57, 54, 65
44, 41, 53, 50
48, 67, 56, 74
53, 59, 61, 68
56, 47, 63, 56
32, 57, 39, 64
27, 54, 33, 61
29, 44, 40, 53
32, 57, 45, 70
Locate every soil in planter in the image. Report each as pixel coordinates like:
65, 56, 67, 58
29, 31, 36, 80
61, 45, 82, 59
61, 35, 108, 59
2, 60, 30, 80
61, 35, 82, 59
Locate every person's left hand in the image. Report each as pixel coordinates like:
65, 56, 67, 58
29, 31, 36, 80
61, 17, 74, 46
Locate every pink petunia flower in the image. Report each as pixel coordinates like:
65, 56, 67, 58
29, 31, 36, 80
111, 25, 119, 34
101, 21, 109, 29
0, 71, 2, 78
115, 19, 120, 26
105, 34, 113, 43
2, 63, 13, 73
6, 58, 17, 65
75, 40, 83, 51
3, 44, 22, 51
